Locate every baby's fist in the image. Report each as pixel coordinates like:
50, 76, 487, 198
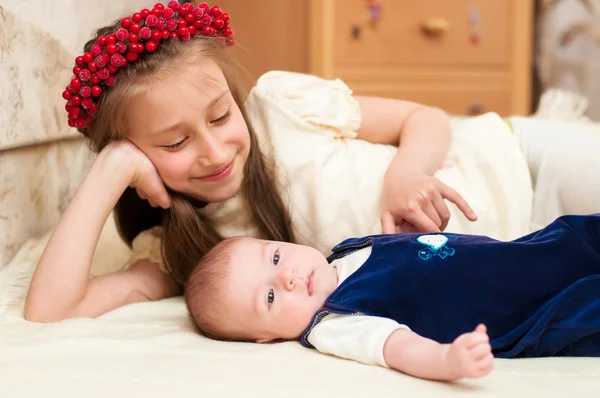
446, 324, 494, 379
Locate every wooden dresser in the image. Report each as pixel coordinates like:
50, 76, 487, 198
196, 0, 534, 117
309, 0, 534, 116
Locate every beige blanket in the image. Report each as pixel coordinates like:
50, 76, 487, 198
0, 215, 598, 397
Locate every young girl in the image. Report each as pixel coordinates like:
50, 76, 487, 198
185, 214, 600, 382
25, 1, 600, 322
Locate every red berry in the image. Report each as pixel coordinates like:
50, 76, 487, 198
146, 15, 159, 27
193, 7, 205, 19
212, 18, 224, 29
129, 33, 139, 43
185, 13, 194, 23
97, 36, 107, 46
168, 1, 179, 10
75, 118, 87, 129
130, 23, 141, 33
151, 8, 162, 17
154, 2, 164, 10
193, 20, 203, 29
126, 52, 139, 62
132, 13, 142, 23
178, 19, 187, 27
91, 86, 103, 97
69, 108, 81, 119
106, 76, 116, 86
116, 28, 129, 41
157, 17, 167, 30
167, 20, 177, 31
106, 44, 118, 55
121, 18, 132, 28
95, 54, 108, 67
210, 6, 222, 17
140, 8, 150, 18
110, 54, 126, 67
73, 66, 82, 76
88, 62, 97, 73
75, 56, 84, 66
79, 70, 91, 81
106, 34, 117, 44
202, 15, 211, 25
88, 103, 98, 115
151, 30, 162, 42
162, 8, 174, 19
90, 75, 101, 84
108, 64, 119, 74
71, 95, 82, 106
188, 25, 196, 35
178, 26, 189, 36
70, 78, 81, 90
203, 25, 212, 35
116, 42, 127, 54
97, 68, 110, 80
223, 27, 233, 37
221, 13, 230, 22
68, 120, 76, 127
90, 45, 102, 56
145, 41, 157, 52
170, 32, 178, 39
82, 53, 93, 63
82, 98, 94, 109
140, 27, 152, 40
62, 90, 72, 100
162, 29, 170, 39
79, 86, 92, 98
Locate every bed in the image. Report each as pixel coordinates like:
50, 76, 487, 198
1, 2, 599, 397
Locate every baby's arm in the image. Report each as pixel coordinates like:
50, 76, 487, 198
308, 315, 493, 381
25, 142, 175, 322
384, 324, 493, 381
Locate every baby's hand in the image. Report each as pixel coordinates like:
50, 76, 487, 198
446, 324, 494, 379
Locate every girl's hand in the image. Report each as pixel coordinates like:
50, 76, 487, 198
381, 169, 477, 234
445, 324, 494, 379
104, 140, 171, 209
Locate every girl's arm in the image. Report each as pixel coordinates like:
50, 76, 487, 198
24, 142, 174, 323
355, 96, 450, 176
354, 96, 476, 233
384, 324, 493, 381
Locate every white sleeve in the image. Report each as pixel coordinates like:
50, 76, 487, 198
124, 226, 167, 273
306, 314, 409, 368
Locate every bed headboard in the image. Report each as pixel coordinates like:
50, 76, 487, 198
0, 1, 152, 268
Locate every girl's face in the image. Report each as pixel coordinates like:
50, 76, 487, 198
123, 59, 250, 204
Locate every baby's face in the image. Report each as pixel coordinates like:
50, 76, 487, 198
224, 238, 338, 342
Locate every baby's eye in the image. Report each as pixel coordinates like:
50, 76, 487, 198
273, 250, 280, 266
267, 289, 275, 308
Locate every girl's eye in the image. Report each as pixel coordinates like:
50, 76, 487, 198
211, 110, 231, 125
273, 250, 280, 266
267, 289, 275, 307
162, 137, 187, 151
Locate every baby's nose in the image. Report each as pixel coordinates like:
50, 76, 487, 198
279, 267, 296, 291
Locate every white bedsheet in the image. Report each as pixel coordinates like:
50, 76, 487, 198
0, 218, 599, 397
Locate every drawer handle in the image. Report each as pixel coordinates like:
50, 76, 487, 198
467, 101, 484, 116
421, 18, 450, 37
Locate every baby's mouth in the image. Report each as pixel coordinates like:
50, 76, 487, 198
306, 270, 315, 296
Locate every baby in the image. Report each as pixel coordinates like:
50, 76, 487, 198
185, 214, 600, 381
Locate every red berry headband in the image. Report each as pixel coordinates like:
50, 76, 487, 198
63, 1, 234, 131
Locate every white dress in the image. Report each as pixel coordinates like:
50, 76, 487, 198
128, 71, 533, 266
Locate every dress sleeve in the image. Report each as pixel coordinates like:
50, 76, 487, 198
125, 226, 167, 273
252, 71, 362, 139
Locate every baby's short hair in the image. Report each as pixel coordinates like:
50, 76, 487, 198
184, 237, 246, 341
